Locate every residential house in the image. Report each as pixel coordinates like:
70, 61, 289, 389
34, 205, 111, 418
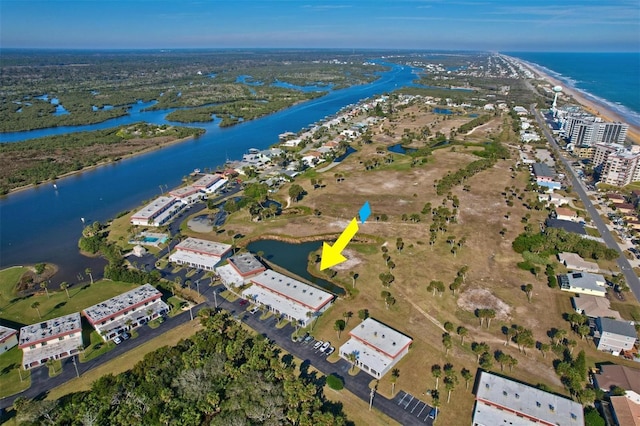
558, 252, 600, 273
595, 317, 637, 355
594, 364, 640, 404
169, 237, 232, 271
472, 371, 584, 426
83, 284, 169, 341
19, 313, 83, 370
555, 207, 579, 222
559, 272, 607, 297
609, 396, 640, 426
572, 295, 621, 320
339, 318, 412, 379
0, 326, 18, 354
546, 218, 587, 235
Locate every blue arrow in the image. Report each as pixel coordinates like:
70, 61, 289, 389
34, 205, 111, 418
359, 201, 371, 224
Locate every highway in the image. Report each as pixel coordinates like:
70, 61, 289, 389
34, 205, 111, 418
531, 105, 640, 303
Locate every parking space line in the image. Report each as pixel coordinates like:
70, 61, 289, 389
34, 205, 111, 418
404, 395, 414, 408
397, 392, 408, 405
417, 403, 426, 418
411, 401, 423, 413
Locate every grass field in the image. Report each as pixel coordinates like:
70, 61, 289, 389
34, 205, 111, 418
0, 270, 140, 326
0, 346, 31, 398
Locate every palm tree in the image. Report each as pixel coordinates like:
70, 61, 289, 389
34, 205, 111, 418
431, 364, 442, 389
390, 368, 400, 396
457, 326, 468, 345
524, 283, 533, 302
349, 271, 358, 288
31, 302, 41, 319
346, 351, 358, 373
343, 311, 353, 326
461, 368, 473, 390
444, 375, 457, 403
334, 319, 345, 338
40, 282, 49, 298
85, 268, 93, 284
60, 282, 70, 299
125, 319, 133, 330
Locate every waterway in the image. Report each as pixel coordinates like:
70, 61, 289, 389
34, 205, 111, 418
0, 60, 424, 282
246, 239, 344, 295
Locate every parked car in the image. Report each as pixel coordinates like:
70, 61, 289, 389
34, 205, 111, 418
303, 335, 314, 343
121, 332, 131, 340
249, 306, 260, 314
313, 340, 324, 350
325, 346, 335, 356
113, 336, 123, 345
319, 341, 331, 352
239, 299, 248, 306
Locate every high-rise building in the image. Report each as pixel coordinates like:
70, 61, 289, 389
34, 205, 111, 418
562, 114, 628, 146
594, 143, 640, 187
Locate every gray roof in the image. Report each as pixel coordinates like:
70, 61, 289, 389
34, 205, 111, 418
228, 253, 265, 276
533, 162, 555, 178
597, 317, 637, 338
19, 313, 82, 347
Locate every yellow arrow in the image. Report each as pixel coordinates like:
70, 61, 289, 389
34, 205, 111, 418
320, 218, 359, 270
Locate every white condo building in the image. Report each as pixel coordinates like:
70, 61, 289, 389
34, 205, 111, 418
19, 313, 83, 370
241, 270, 334, 327
130, 196, 183, 227
83, 284, 169, 341
339, 318, 412, 379
0, 325, 18, 355
169, 237, 232, 271
473, 371, 584, 426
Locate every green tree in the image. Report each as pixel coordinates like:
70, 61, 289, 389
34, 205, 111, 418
85, 268, 93, 284
457, 326, 468, 345
431, 364, 442, 389
60, 282, 70, 299
31, 302, 41, 319
461, 368, 473, 390
390, 368, 400, 396
288, 184, 305, 202
334, 319, 346, 338
40, 282, 49, 298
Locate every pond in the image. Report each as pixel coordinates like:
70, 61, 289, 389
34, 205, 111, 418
333, 146, 357, 162
388, 143, 417, 154
433, 108, 452, 115
246, 239, 345, 295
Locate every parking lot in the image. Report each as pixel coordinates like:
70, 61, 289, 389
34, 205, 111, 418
394, 391, 435, 424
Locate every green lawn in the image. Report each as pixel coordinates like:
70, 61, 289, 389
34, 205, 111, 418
0, 346, 31, 398
0, 266, 28, 303
80, 330, 114, 363
0, 272, 139, 326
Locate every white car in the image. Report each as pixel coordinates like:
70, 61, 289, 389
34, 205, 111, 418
313, 340, 324, 350
325, 346, 335, 356
319, 341, 331, 352
249, 306, 260, 315
113, 336, 123, 345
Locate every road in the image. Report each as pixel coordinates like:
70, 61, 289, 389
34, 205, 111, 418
531, 105, 640, 302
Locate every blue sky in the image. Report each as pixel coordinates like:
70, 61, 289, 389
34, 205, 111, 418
2, 0, 639, 51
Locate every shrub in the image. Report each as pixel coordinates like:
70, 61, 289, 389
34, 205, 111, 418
326, 374, 344, 390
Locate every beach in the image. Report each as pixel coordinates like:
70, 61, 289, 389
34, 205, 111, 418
508, 55, 640, 144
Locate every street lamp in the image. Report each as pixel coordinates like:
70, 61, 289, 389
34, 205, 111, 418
72, 355, 80, 378
369, 387, 376, 411
195, 279, 200, 295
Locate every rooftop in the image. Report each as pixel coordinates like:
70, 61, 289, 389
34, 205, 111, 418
174, 237, 232, 257
169, 185, 200, 198
558, 252, 599, 273
227, 252, 265, 277
0, 325, 18, 342
598, 317, 637, 338
596, 364, 640, 395
340, 337, 397, 378
559, 271, 606, 294
19, 313, 82, 347
250, 270, 334, 311
348, 318, 412, 359
131, 196, 177, 220
533, 162, 555, 178
555, 207, 576, 218
83, 284, 162, 324
193, 173, 222, 188
475, 371, 584, 426
241, 286, 316, 324
609, 396, 640, 426
572, 295, 621, 320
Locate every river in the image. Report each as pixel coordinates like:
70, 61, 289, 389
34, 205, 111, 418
0, 61, 423, 282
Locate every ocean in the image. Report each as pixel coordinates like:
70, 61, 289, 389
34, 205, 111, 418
505, 52, 640, 127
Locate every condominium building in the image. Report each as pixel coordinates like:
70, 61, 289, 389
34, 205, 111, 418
130, 196, 183, 227
241, 270, 334, 327
566, 116, 628, 146
83, 284, 169, 341
600, 151, 640, 187
473, 371, 584, 426
169, 237, 233, 271
19, 313, 83, 370
215, 252, 266, 287
0, 326, 18, 354
339, 318, 412, 379
193, 173, 227, 194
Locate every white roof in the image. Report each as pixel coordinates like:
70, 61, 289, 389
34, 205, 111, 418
169, 185, 200, 198
215, 264, 245, 287
348, 318, 412, 359
174, 237, 232, 257
339, 337, 397, 377
131, 196, 177, 220
0, 325, 18, 342
193, 173, 222, 189
250, 270, 333, 311
242, 286, 317, 323
475, 371, 584, 426
19, 312, 82, 347
558, 252, 599, 272
83, 284, 162, 324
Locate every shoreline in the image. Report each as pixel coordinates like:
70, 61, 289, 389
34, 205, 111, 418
2, 134, 201, 197
505, 55, 640, 144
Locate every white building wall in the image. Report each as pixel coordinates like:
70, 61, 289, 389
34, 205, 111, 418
0, 334, 18, 354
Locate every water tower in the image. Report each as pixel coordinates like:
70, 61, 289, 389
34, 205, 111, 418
552, 85, 562, 117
